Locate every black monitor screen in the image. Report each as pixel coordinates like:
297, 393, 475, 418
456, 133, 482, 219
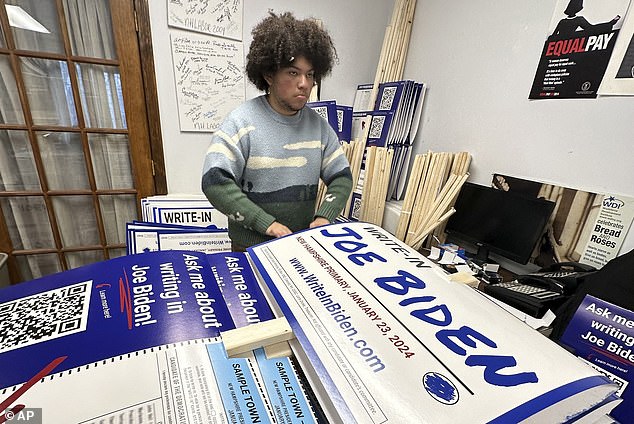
445, 182, 556, 265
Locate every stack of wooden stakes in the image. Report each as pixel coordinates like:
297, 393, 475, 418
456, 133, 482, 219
366, 0, 417, 110
351, 0, 416, 225
342, 139, 366, 217
359, 146, 395, 225
316, 139, 366, 217
316, 0, 418, 222
396, 151, 471, 250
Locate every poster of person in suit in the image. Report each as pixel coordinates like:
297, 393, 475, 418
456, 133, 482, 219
529, 0, 630, 99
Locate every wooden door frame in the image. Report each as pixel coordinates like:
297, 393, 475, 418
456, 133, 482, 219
113, 0, 167, 197
133, 0, 167, 195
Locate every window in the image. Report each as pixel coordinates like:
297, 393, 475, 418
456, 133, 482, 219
0, 0, 165, 283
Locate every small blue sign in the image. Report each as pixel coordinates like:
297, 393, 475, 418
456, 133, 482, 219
561, 295, 633, 423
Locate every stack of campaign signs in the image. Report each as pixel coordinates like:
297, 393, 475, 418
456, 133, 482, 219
247, 222, 622, 423
307, 99, 353, 144
1, 219, 624, 423
347, 81, 426, 221
0, 250, 316, 423
127, 194, 231, 254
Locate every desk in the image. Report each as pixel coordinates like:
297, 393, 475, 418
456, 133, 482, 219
420, 248, 556, 332
420, 247, 516, 284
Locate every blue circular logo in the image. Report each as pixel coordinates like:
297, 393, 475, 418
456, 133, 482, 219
423, 372, 459, 405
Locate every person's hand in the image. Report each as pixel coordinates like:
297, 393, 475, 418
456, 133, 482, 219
266, 221, 292, 238
309, 217, 330, 228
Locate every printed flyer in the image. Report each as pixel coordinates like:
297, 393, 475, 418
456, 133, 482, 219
529, 0, 631, 99
580, 193, 634, 268
248, 222, 619, 423
560, 295, 633, 423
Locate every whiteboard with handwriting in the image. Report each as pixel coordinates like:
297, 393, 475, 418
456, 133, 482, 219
170, 33, 245, 132
168, 0, 243, 41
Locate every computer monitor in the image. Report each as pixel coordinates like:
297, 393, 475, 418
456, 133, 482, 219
444, 182, 556, 265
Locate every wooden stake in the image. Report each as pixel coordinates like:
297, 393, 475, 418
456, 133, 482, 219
433, 152, 471, 244
405, 152, 433, 244
374, 148, 394, 225
409, 173, 468, 249
344, 138, 366, 218
395, 153, 425, 240
412, 208, 456, 250
394, 0, 417, 80
414, 173, 459, 238
411, 152, 445, 238
359, 146, 377, 221
369, 0, 417, 106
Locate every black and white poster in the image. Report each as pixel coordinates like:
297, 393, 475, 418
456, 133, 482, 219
600, 2, 634, 94
529, 0, 631, 99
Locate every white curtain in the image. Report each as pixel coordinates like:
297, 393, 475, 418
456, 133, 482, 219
0, 0, 136, 279
0, 55, 61, 279
64, 0, 133, 247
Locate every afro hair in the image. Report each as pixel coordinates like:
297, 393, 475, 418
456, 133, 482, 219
245, 12, 338, 92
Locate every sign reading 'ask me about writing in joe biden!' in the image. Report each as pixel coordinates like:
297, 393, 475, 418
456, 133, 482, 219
561, 295, 634, 424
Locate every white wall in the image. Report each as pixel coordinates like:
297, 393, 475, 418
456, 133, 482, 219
402, 0, 634, 254
148, 0, 394, 194
148, 0, 634, 255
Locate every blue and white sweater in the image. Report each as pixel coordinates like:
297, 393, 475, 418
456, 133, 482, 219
202, 95, 352, 247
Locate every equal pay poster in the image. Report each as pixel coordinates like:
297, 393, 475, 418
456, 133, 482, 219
529, 0, 630, 99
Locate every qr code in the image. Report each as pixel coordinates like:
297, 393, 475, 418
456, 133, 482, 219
351, 196, 362, 220
378, 87, 396, 110
0, 281, 92, 354
583, 358, 629, 396
369, 116, 385, 139
611, 373, 628, 396
313, 106, 328, 121
337, 109, 344, 132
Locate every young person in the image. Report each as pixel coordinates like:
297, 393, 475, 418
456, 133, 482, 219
202, 12, 352, 251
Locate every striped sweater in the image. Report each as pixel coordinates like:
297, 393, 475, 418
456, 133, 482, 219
201, 95, 352, 247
